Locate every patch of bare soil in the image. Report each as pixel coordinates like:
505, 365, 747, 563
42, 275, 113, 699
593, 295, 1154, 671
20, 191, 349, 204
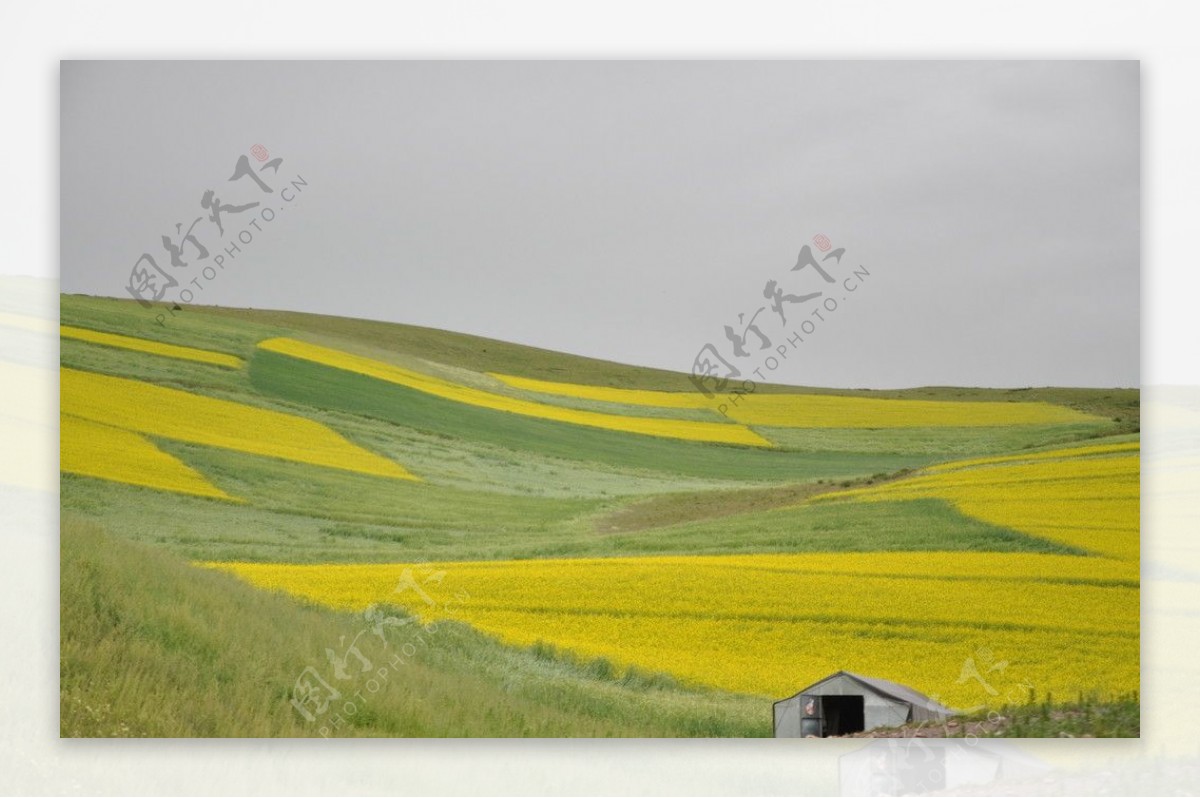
592, 480, 837, 535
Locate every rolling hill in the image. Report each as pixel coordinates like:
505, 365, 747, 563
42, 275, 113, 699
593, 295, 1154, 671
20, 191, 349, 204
57, 293, 1139, 736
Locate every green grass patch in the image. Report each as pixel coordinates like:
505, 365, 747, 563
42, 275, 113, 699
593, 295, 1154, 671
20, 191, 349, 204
757, 423, 1116, 457
60, 517, 769, 737
590, 498, 1087, 557
250, 349, 935, 482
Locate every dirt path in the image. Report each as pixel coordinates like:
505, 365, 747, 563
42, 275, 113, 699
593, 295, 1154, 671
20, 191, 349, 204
592, 471, 911, 535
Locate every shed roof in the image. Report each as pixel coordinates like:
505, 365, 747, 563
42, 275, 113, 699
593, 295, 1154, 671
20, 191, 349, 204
777, 670, 957, 717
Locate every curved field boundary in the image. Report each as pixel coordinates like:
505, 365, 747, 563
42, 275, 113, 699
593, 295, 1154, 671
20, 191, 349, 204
814, 446, 1139, 562
62, 414, 237, 500
61, 325, 244, 368
250, 349, 930, 481
923, 441, 1140, 473
258, 337, 770, 447
490, 372, 1103, 428
490, 372, 710, 409
61, 367, 417, 482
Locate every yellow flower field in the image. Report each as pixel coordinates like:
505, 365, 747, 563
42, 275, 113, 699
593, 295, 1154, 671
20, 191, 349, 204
258, 338, 771, 447
815, 446, 1140, 562
207, 551, 1138, 709
490, 372, 710, 409
61, 367, 417, 481
725, 394, 1101, 428
923, 440, 1140, 473
62, 414, 236, 500
489, 372, 1102, 428
61, 325, 243, 368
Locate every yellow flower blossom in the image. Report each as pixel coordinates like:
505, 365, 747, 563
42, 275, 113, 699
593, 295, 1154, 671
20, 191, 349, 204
489, 372, 1103, 428
61, 325, 243, 368
62, 414, 236, 500
208, 550, 1137, 708
816, 448, 1139, 562
61, 367, 417, 481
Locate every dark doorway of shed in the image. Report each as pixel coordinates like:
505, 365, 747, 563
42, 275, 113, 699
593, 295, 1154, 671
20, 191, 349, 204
822, 695, 865, 736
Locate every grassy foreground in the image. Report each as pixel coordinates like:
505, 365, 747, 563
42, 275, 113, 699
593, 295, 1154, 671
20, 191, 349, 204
60, 518, 769, 737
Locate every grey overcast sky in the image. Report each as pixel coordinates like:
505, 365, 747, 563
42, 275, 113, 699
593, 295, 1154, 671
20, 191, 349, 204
61, 61, 1138, 389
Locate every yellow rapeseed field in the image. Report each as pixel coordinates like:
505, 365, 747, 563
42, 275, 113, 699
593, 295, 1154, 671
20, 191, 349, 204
721, 394, 1101, 428
61, 367, 417, 481
922, 440, 1140, 473
62, 414, 236, 500
815, 447, 1139, 563
207, 551, 1138, 709
490, 372, 710, 409
259, 338, 771, 447
489, 373, 1102, 428
61, 325, 243, 368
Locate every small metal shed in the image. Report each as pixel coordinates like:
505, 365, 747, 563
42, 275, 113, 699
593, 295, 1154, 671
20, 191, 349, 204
774, 671, 956, 737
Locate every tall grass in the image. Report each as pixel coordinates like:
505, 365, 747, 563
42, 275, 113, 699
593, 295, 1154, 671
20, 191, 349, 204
61, 518, 769, 737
